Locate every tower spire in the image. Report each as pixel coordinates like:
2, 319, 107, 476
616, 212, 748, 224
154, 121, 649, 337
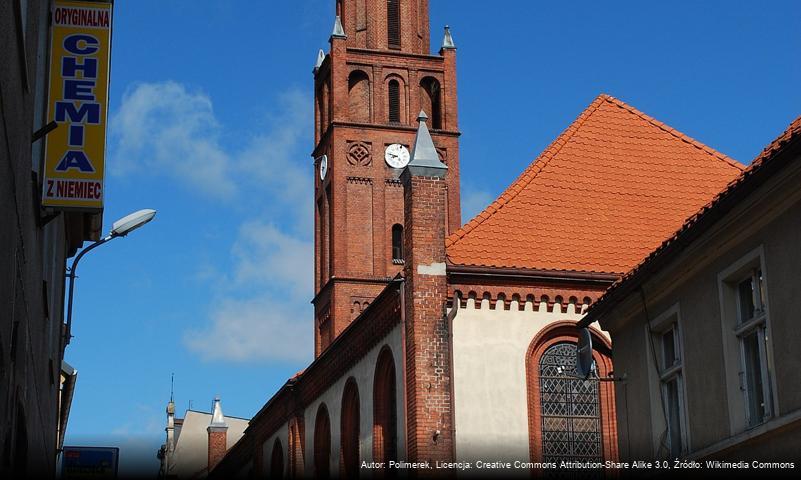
331, 15, 346, 39
407, 112, 447, 177
314, 49, 326, 71
442, 25, 456, 50
210, 396, 227, 427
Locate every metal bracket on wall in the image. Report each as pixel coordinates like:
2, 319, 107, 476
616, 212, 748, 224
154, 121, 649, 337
31, 120, 58, 143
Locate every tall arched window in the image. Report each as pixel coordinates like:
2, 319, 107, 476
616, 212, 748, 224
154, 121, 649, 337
387, 0, 401, 48
314, 404, 331, 478
340, 379, 361, 478
348, 70, 370, 123
270, 438, 284, 479
391, 224, 403, 263
388, 79, 401, 123
318, 82, 330, 136
526, 322, 618, 468
373, 348, 397, 475
540, 343, 602, 463
419, 77, 442, 129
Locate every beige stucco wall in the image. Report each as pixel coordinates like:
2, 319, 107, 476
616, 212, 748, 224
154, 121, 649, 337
605, 160, 801, 462
451, 297, 605, 465
171, 411, 248, 478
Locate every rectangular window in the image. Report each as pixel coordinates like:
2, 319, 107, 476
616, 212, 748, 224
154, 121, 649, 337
654, 322, 686, 457
719, 249, 775, 433
733, 268, 772, 427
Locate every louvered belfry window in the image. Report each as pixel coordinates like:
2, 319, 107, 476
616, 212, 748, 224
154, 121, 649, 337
388, 80, 401, 123
539, 342, 603, 464
387, 0, 401, 48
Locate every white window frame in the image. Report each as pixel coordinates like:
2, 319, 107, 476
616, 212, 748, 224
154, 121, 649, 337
717, 246, 777, 434
646, 304, 690, 458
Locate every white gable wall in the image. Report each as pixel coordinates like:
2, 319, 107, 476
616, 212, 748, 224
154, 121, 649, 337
451, 297, 605, 464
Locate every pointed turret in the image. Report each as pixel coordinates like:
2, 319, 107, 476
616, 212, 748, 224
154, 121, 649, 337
331, 15, 346, 39
207, 396, 228, 472
407, 111, 447, 178
442, 25, 456, 50
209, 396, 227, 428
314, 49, 326, 71
160, 377, 177, 477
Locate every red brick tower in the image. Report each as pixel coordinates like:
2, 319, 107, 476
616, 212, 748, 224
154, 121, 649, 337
312, 0, 461, 357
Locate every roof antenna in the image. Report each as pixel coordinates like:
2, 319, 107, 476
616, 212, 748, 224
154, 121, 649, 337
170, 373, 174, 403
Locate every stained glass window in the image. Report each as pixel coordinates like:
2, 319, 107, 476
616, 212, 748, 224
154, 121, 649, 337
539, 342, 603, 464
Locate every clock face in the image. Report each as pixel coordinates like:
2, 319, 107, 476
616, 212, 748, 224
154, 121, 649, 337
385, 144, 410, 169
319, 154, 328, 181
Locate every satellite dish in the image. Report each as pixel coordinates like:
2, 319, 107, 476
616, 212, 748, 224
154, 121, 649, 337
575, 328, 596, 379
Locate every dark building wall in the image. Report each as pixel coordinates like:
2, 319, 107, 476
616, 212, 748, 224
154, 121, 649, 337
606, 151, 801, 461
1, 0, 100, 475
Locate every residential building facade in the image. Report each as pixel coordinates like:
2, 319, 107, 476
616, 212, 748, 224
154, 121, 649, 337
158, 397, 249, 478
578, 117, 801, 463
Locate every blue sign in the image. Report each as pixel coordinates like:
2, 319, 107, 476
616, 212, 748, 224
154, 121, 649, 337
62, 446, 119, 479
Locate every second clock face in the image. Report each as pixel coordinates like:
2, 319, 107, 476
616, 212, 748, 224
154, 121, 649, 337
385, 144, 410, 169
319, 154, 328, 180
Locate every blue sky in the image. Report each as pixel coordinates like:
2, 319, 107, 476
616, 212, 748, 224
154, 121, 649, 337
64, 0, 801, 472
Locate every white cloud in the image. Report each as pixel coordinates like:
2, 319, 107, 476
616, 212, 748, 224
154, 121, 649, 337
183, 219, 314, 363
109, 81, 315, 363
231, 221, 313, 298
108, 81, 315, 363
184, 295, 311, 363
109, 81, 236, 199
461, 184, 495, 224
108, 83, 312, 211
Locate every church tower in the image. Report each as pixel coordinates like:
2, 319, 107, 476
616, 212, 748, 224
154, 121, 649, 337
312, 0, 462, 357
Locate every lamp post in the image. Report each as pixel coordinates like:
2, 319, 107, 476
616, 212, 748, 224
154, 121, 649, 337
64, 209, 157, 345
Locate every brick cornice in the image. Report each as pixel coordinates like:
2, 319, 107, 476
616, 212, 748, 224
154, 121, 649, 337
311, 276, 396, 306
346, 47, 446, 63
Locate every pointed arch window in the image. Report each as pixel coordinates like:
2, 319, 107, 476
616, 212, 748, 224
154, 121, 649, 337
419, 77, 442, 129
348, 70, 371, 123
373, 348, 398, 473
526, 323, 618, 469
391, 224, 404, 264
340, 379, 360, 478
314, 404, 331, 478
388, 80, 401, 124
270, 438, 284, 479
387, 0, 401, 49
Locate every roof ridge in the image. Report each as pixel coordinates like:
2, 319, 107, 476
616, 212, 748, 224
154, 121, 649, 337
445, 95, 608, 250
603, 95, 745, 171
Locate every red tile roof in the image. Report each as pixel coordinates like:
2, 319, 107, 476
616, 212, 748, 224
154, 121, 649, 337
579, 114, 801, 326
445, 94, 745, 274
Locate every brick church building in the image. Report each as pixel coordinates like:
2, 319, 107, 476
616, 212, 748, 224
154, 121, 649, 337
208, 1, 743, 476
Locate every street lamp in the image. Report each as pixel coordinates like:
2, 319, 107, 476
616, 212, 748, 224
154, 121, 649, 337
64, 209, 157, 345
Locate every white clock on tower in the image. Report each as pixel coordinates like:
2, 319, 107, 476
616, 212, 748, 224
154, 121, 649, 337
384, 144, 410, 169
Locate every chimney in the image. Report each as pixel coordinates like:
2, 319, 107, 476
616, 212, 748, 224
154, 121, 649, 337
207, 397, 228, 472
401, 112, 455, 464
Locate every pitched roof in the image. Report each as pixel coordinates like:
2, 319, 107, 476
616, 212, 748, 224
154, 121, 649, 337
445, 94, 744, 274
579, 114, 801, 327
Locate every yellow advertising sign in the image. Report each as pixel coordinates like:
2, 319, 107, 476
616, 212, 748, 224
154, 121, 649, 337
42, 0, 112, 210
